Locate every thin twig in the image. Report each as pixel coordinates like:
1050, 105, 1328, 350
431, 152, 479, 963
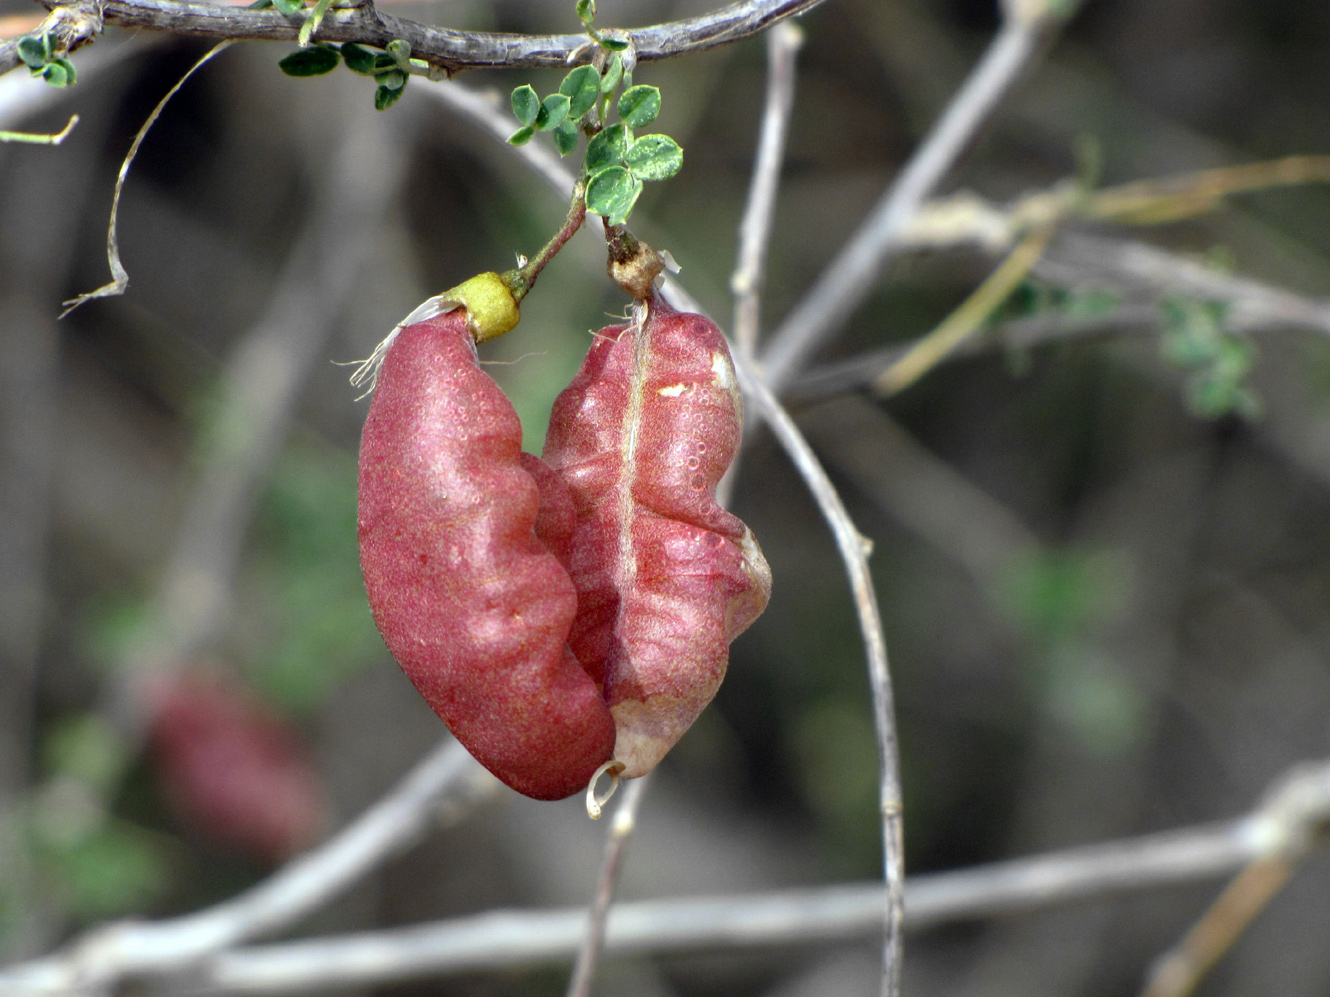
14, 755, 1328, 993
894, 157, 1330, 255
757, 9, 1070, 393
731, 20, 804, 357
0, 742, 497, 995
782, 219, 1330, 404
1138, 858, 1294, 997
62, 41, 233, 316
874, 223, 1055, 395
7, 0, 827, 80
566, 774, 652, 997
718, 17, 803, 509
1082, 154, 1330, 225
88, 794, 1319, 994
788, 304, 1160, 405
1136, 759, 1330, 997
1033, 231, 1330, 337
0, 113, 77, 144
718, 344, 903, 997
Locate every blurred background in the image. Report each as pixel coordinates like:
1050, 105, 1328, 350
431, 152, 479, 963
4, 0, 1330, 994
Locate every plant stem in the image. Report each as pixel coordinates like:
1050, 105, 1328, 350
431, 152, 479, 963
566, 774, 651, 997
503, 183, 587, 303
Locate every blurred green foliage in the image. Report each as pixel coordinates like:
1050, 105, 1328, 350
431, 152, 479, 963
1000, 549, 1143, 754
30, 815, 169, 922
246, 445, 382, 712
41, 716, 128, 797
791, 697, 882, 877
1159, 297, 1261, 419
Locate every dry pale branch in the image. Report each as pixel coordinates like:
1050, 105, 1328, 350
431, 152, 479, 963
20, 757, 1315, 995
1138, 858, 1293, 997
0, 741, 497, 996
722, 347, 903, 997
1137, 761, 1330, 997
784, 222, 1330, 403
757, 3, 1075, 393
566, 773, 652, 997
1032, 231, 1330, 338
717, 18, 802, 508
731, 20, 803, 358
1, 0, 825, 78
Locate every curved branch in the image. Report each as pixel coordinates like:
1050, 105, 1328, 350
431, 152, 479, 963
16, 0, 827, 78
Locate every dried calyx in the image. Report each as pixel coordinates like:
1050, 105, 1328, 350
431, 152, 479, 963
605, 224, 665, 300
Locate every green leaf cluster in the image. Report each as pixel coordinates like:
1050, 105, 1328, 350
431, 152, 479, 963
16, 32, 77, 88
1159, 297, 1260, 419
276, 39, 430, 110
507, 80, 582, 152
246, 448, 382, 711
507, 61, 682, 225
993, 279, 1121, 326
999, 548, 1142, 755
584, 119, 681, 223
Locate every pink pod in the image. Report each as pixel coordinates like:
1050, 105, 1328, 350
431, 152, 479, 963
543, 294, 773, 778
148, 672, 326, 862
357, 311, 616, 801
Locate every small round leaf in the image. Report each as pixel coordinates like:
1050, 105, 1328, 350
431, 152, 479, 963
586, 122, 629, 175
508, 125, 535, 146
272, 0, 305, 15
618, 86, 661, 127
599, 53, 623, 94
576, 0, 596, 23
560, 65, 600, 118
586, 166, 643, 225
278, 45, 341, 77
41, 61, 69, 87
510, 85, 540, 126
599, 37, 630, 51
535, 93, 570, 131
17, 35, 48, 69
626, 134, 683, 181
386, 39, 411, 63
340, 42, 377, 75
374, 68, 406, 91
553, 120, 580, 157
375, 82, 405, 111
52, 57, 77, 87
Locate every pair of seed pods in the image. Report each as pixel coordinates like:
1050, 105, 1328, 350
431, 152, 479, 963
357, 290, 771, 800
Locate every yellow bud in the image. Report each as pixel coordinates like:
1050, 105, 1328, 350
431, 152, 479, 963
444, 272, 521, 342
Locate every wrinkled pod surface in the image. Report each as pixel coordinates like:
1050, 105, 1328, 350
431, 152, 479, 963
358, 294, 770, 799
